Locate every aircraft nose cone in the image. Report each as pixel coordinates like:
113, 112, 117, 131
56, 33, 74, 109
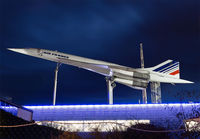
7, 48, 28, 54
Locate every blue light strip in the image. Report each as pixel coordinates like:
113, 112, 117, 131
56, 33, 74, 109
24, 103, 200, 109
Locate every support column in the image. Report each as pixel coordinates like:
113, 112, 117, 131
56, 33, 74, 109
142, 89, 147, 104
150, 82, 162, 103
53, 63, 61, 106
140, 43, 148, 104
106, 77, 116, 105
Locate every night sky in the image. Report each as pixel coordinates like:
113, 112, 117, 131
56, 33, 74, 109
0, 0, 199, 105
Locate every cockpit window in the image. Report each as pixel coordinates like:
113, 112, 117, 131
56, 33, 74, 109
44, 52, 51, 55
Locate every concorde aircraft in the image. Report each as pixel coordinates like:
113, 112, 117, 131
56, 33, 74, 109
8, 48, 193, 103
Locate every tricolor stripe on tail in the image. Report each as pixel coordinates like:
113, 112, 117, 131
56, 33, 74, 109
151, 60, 180, 78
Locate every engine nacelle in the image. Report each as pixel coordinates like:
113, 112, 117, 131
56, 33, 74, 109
114, 77, 149, 90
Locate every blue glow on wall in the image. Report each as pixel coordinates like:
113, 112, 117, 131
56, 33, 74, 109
21, 103, 200, 128
2, 103, 200, 128
24, 103, 200, 109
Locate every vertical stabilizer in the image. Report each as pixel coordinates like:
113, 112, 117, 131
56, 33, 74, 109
149, 60, 180, 79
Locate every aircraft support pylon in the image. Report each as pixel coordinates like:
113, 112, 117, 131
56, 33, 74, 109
106, 77, 116, 105
53, 63, 61, 106
140, 43, 148, 104
150, 82, 162, 103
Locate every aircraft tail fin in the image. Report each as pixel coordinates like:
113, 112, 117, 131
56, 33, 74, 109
148, 60, 180, 79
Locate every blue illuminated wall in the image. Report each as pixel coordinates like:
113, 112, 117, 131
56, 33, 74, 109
24, 103, 200, 128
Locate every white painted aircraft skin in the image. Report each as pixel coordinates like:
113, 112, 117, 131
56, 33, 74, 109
7, 48, 193, 90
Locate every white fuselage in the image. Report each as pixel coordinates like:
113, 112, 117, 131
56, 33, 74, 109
7, 48, 193, 90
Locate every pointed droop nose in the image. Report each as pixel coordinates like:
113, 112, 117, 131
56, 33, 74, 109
7, 48, 28, 55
